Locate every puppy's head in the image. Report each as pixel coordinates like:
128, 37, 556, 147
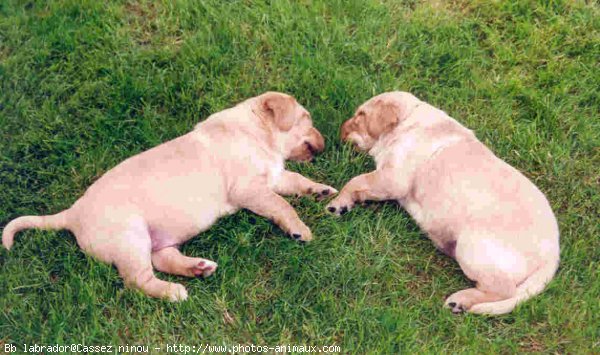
341, 92, 420, 151
257, 92, 324, 162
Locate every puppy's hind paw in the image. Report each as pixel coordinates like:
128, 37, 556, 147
444, 290, 473, 314
165, 283, 188, 302
192, 259, 218, 278
445, 301, 466, 314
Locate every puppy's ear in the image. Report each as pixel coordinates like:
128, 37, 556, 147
260, 92, 296, 131
366, 101, 400, 138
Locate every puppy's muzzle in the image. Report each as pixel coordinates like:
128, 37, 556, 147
291, 127, 325, 162
340, 118, 354, 142
307, 127, 325, 154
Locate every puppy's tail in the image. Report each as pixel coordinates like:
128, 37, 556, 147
469, 258, 559, 315
2, 210, 70, 250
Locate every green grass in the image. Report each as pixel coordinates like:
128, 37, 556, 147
1, 0, 599, 352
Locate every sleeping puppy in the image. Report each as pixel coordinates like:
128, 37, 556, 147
3, 92, 336, 301
327, 92, 559, 315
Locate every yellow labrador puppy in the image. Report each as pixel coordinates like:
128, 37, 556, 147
3, 92, 336, 301
327, 92, 559, 315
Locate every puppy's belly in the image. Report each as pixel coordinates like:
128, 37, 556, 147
399, 198, 424, 223
429, 230, 457, 258
148, 202, 237, 251
150, 228, 180, 251
399, 197, 436, 232
399, 197, 458, 257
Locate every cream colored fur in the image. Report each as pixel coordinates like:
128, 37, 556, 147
3, 92, 336, 301
328, 91, 559, 315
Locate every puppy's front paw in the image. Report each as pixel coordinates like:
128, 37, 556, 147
325, 196, 353, 216
305, 183, 338, 200
290, 223, 313, 242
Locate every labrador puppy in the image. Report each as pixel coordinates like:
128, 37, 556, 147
327, 92, 559, 315
3, 92, 337, 301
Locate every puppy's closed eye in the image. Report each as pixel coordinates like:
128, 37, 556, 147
305, 141, 316, 155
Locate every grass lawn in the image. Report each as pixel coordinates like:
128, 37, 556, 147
1, 0, 599, 352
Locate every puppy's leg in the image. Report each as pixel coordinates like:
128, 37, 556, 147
274, 171, 337, 198
110, 219, 188, 301
444, 237, 519, 313
444, 277, 516, 314
240, 188, 313, 241
152, 247, 217, 278
326, 170, 393, 216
